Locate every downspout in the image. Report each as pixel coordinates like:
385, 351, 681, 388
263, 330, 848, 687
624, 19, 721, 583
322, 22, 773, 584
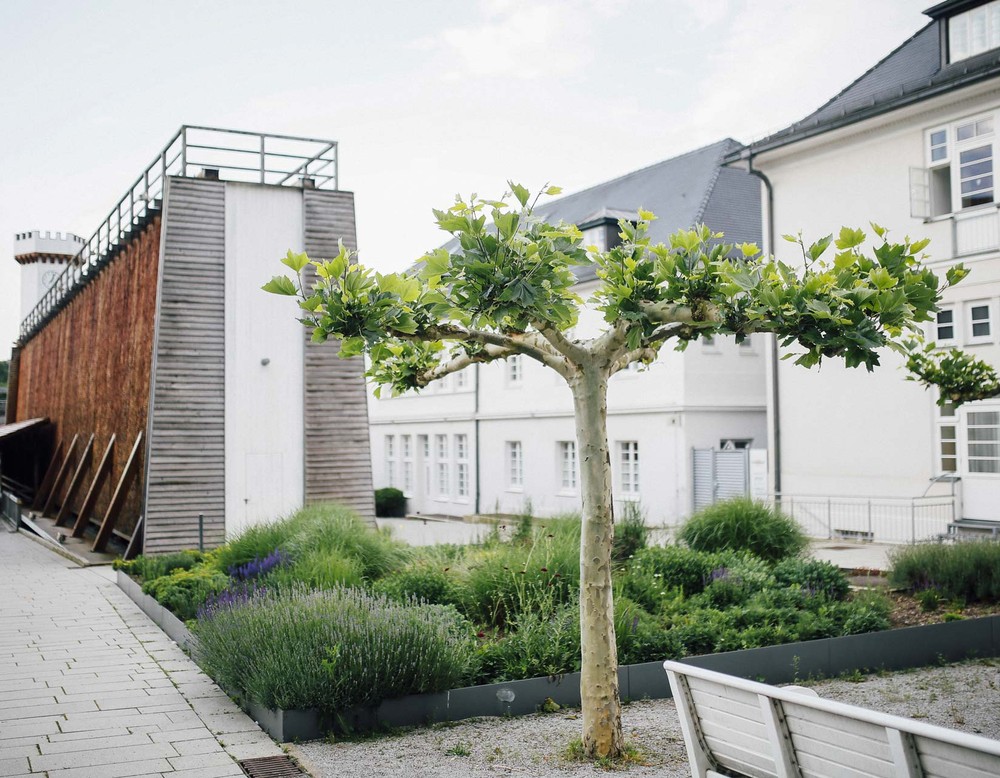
746, 153, 782, 498
474, 363, 481, 514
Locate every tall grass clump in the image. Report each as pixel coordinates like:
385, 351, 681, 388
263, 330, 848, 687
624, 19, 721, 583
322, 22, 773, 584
678, 498, 807, 563
463, 516, 580, 626
194, 585, 477, 712
889, 541, 1000, 602
213, 521, 297, 573
612, 501, 648, 563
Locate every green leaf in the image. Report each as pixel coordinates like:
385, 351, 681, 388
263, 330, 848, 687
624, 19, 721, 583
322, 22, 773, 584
909, 237, 931, 254
946, 264, 969, 287
835, 227, 865, 250
869, 267, 896, 290
262, 275, 298, 296
870, 222, 887, 239
280, 250, 310, 273
509, 181, 530, 207
543, 185, 563, 196
807, 235, 833, 261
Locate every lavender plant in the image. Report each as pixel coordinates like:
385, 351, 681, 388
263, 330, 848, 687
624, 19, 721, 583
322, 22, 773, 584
193, 585, 477, 712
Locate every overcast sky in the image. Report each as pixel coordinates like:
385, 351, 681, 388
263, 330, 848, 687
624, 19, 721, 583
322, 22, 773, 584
0, 0, 932, 361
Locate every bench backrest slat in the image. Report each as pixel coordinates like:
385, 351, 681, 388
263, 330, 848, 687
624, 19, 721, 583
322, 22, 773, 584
664, 660, 1000, 778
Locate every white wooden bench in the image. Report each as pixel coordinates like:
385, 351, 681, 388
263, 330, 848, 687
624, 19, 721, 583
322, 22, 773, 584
663, 660, 1000, 778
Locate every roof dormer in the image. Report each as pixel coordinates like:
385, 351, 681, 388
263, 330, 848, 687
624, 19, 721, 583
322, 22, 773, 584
926, 0, 1000, 64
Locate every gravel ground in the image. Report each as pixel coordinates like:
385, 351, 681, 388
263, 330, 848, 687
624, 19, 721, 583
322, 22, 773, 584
290, 659, 1000, 777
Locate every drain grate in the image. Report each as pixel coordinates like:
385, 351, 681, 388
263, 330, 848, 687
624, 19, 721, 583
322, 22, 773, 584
239, 755, 307, 777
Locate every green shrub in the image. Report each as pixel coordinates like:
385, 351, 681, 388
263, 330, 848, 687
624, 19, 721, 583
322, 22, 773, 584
614, 597, 683, 666
678, 498, 807, 563
773, 558, 850, 600
464, 517, 580, 626
477, 602, 581, 682
142, 566, 230, 621
618, 546, 737, 612
194, 586, 476, 712
374, 487, 407, 518
373, 562, 463, 607
888, 541, 1000, 603
613, 501, 648, 563
838, 591, 892, 635
916, 588, 941, 612
213, 521, 295, 574
116, 550, 205, 582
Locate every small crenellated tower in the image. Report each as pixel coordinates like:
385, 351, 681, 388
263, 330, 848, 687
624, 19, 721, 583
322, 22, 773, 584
14, 230, 85, 322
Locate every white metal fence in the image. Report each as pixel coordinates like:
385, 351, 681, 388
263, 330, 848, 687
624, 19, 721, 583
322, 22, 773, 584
770, 493, 956, 544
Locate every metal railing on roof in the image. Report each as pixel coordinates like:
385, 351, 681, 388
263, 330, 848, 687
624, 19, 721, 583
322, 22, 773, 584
18, 125, 339, 343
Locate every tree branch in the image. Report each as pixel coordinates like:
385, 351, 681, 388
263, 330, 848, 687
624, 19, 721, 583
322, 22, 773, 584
415, 344, 511, 387
641, 323, 686, 349
609, 346, 660, 375
640, 301, 722, 325
533, 320, 588, 363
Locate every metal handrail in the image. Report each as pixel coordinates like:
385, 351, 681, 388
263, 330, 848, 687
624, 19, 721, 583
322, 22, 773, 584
17, 125, 339, 344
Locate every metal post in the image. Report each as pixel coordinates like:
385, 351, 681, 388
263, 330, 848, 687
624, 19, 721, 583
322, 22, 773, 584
827, 497, 832, 539
259, 135, 266, 184
198, 513, 204, 551
180, 127, 187, 177
910, 501, 916, 545
867, 499, 872, 541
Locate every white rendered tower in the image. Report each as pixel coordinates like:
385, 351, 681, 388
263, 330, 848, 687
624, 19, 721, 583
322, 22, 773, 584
14, 231, 85, 322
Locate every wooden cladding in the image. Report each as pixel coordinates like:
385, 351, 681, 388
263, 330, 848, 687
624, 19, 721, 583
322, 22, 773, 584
13, 217, 161, 532
144, 178, 227, 554
302, 190, 376, 524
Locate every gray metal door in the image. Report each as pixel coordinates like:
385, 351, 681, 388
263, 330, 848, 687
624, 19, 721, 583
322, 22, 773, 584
692, 448, 749, 511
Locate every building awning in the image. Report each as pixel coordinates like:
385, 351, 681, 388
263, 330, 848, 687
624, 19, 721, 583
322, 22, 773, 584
0, 418, 48, 446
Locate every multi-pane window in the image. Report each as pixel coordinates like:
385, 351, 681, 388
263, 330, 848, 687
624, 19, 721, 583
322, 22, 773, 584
969, 302, 992, 340
619, 441, 639, 495
420, 435, 431, 493
936, 308, 955, 341
949, 1, 1000, 63
967, 411, 1000, 474
939, 403, 957, 473
507, 441, 523, 488
507, 355, 523, 384
454, 370, 468, 389
435, 434, 450, 496
920, 114, 996, 216
929, 129, 948, 162
559, 441, 577, 492
959, 144, 993, 208
454, 434, 469, 499
384, 435, 396, 487
401, 435, 414, 494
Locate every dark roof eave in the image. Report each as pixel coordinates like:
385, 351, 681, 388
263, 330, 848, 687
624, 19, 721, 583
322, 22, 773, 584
725, 64, 1000, 164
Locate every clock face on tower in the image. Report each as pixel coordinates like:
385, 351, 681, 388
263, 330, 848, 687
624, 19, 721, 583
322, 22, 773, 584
42, 269, 59, 289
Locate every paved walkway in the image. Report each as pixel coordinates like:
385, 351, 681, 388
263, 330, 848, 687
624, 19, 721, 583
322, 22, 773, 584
0, 529, 284, 778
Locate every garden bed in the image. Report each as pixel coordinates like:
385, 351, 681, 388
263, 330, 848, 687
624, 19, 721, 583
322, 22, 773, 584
117, 568, 1000, 741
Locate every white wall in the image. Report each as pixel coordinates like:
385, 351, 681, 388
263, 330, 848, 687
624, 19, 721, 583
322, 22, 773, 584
756, 84, 1000, 515
224, 182, 305, 536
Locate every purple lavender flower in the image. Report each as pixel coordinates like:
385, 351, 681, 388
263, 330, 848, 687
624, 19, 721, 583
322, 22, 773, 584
227, 549, 290, 581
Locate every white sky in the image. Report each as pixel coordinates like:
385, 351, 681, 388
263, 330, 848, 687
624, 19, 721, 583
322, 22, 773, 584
0, 0, 933, 360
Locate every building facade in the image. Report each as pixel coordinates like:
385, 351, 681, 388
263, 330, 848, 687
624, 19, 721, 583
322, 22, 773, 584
729, 0, 1000, 538
369, 140, 769, 526
2, 127, 374, 554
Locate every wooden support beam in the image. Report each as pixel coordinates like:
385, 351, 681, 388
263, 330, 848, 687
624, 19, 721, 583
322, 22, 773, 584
31, 441, 65, 511
41, 434, 79, 517
71, 434, 116, 538
93, 432, 143, 553
124, 514, 144, 560
55, 434, 95, 527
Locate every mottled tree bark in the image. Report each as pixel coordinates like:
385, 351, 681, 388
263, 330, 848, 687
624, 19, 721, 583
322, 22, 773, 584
570, 364, 624, 759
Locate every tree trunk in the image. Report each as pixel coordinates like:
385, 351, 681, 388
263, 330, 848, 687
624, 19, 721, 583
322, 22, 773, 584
571, 366, 624, 759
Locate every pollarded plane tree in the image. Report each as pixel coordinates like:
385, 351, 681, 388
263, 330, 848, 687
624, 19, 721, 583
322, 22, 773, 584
265, 182, 995, 759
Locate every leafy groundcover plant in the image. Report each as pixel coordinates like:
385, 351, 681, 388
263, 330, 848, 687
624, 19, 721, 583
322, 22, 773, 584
889, 541, 1000, 603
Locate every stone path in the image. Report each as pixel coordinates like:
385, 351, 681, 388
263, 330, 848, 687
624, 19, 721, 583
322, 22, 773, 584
0, 528, 284, 778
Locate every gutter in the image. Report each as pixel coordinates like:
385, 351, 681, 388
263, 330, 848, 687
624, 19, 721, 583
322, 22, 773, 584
745, 154, 782, 498
474, 363, 481, 514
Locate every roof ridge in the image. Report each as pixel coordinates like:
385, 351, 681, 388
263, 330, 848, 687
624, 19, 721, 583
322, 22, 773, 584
791, 20, 936, 130
542, 138, 741, 211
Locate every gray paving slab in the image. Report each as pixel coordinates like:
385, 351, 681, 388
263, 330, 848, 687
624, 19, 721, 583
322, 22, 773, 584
0, 529, 284, 776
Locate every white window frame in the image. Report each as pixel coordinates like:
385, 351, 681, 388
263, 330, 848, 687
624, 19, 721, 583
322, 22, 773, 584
938, 402, 958, 475
558, 441, 577, 494
454, 369, 468, 390
384, 435, 396, 488
618, 441, 640, 499
920, 111, 998, 217
419, 435, 431, 494
935, 306, 957, 345
401, 435, 414, 496
966, 409, 1000, 475
435, 434, 450, 498
506, 441, 524, 490
966, 299, 994, 344
507, 355, 524, 385
454, 434, 469, 501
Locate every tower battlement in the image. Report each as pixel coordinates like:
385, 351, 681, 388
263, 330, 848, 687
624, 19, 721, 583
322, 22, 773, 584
14, 231, 85, 264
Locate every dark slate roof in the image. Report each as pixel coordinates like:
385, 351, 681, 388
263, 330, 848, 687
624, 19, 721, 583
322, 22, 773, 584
464, 139, 761, 283
728, 9, 1000, 161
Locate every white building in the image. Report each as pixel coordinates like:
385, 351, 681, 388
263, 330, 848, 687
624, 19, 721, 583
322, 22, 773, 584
728, 0, 1000, 540
369, 140, 769, 526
